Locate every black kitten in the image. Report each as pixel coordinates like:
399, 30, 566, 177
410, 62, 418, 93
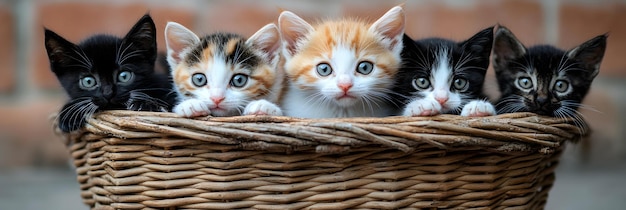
493, 25, 606, 126
393, 26, 495, 117
45, 14, 176, 132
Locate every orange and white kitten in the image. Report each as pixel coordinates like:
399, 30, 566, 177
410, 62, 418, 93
165, 22, 283, 117
279, 6, 405, 118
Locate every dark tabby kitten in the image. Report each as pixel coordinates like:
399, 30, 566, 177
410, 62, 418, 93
45, 14, 176, 132
493, 25, 606, 125
393, 27, 495, 117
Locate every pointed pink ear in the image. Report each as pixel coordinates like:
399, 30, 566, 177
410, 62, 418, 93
369, 6, 405, 54
278, 11, 313, 56
164, 22, 200, 68
247, 23, 282, 65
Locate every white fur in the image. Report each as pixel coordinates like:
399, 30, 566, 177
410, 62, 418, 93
243, 99, 283, 116
403, 48, 463, 116
369, 6, 405, 55
402, 98, 442, 116
282, 45, 395, 118
460, 100, 496, 117
166, 22, 284, 118
173, 98, 210, 117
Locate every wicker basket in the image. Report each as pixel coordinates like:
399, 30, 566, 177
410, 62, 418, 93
60, 110, 584, 209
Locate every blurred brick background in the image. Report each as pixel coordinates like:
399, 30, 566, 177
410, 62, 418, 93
1, 0, 625, 167
0, 0, 625, 208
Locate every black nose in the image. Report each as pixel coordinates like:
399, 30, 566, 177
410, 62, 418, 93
536, 95, 548, 106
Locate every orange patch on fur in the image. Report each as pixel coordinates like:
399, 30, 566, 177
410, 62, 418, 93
225, 38, 241, 56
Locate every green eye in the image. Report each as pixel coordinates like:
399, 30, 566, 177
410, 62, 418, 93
356, 61, 373, 75
231, 74, 248, 88
117, 71, 133, 83
517, 77, 533, 89
554, 80, 569, 93
316, 63, 333, 76
192, 73, 207, 87
79, 76, 97, 90
412, 77, 430, 90
453, 78, 468, 90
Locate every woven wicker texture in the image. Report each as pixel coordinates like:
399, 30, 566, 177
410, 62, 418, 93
61, 111, 584, 209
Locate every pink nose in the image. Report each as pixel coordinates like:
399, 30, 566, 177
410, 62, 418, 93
435, 96, 448, 105
338, 83, 353, 92
211, 96, 225, 105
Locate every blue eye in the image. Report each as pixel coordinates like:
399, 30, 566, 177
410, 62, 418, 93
316, 63, 333, 76
412, 77, 430, 90
79, 76, 97, 90
554, 80, 569, 93
117, 71, 133, 83
517, 77, 533, 89
453, 78, 468, 90
231, 74, 248, 88
356, 61, 374, 75
192, 73, 207, 87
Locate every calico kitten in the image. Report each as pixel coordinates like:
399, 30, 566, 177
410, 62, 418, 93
45, 14, 176, 132
393, 27, 495, 117
165, 22, 283, 117
493, 25, 606, 124
278, 6, 405, 118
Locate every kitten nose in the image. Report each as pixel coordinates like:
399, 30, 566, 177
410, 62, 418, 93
338, 83, 353, 92
536, 96, 548, 106
435, 96, 448, 105
211, 96, 225, 105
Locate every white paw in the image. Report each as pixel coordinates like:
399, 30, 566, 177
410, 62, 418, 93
243, 100, 283, 116
461, 100, 496, 117
402, 98, 442, 117
173, 99, 211, 117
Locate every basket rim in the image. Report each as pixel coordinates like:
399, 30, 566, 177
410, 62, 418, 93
58, 110, 585, 154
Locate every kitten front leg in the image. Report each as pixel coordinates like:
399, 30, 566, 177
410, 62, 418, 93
243, 99, 283, 116
403, 98, 442, 116
461, 100, 496, 117
173, 98, 211, 117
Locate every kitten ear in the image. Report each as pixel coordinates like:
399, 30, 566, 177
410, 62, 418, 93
461, 26, 494, 59
566, 34, 607, 79
369, 6, 405, 54
247, 23, 282, 65
493, 25, 527, 70
164, 22, 200, 68
123, 14, 157, 61
44, 28, 80, 72
278, 11, 313, 56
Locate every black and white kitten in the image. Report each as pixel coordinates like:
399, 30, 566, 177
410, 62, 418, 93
393, 27, 495, 117
45, 14, 176, 132
493, 25, 606, 124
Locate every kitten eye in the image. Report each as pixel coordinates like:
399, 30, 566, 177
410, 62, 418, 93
356, 61, 374, 75
79, 76, 97, 90
453, 78, 468, 90
554, 80, 569, 93
192, 73, 207, 87
412, 77, 430, 90
230, 74, 248, 88
517, 77, 533, 89
316, 63, 333, 76
117, 71, 134, 84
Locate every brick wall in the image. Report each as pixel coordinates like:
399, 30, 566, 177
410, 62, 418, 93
1, 0, 624, 168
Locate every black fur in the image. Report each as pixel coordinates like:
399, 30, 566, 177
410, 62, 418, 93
45, 14, 176, 132
185, 33, 261, 70
393, 26, 494, 114
493, 25, 606, 118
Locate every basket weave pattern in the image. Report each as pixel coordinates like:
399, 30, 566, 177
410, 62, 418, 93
63, 111, 582, 209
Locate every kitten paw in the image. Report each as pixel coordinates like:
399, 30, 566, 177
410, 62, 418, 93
461, 100, 496, 117
403, 99, 442, 116
173, 99, 211, 117
243, 100, 283, 116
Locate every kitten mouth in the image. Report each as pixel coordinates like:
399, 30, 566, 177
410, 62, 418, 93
336, 93, 356, 100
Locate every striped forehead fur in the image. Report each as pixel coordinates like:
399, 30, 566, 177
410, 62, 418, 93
185, 32, 261, 70
299, 18, 388, 54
